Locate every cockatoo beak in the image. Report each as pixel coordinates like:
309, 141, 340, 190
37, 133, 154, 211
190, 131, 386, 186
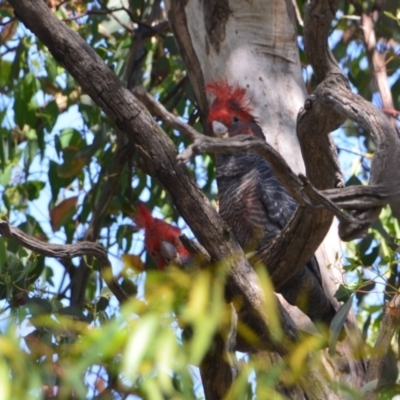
212, 120, 229, 138
160, 240, 180, 266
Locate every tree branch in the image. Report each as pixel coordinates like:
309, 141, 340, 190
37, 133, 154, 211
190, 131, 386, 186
133, 86, 199, 140
361, 3, 399, 134
177, 134, 369, 241
302, 0, 400, 241
0, 220, 128, 304
321, 185, 400, 210
70, 139, 134, 308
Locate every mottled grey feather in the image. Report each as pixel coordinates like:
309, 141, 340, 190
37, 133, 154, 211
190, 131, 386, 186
216, 120, 336, 324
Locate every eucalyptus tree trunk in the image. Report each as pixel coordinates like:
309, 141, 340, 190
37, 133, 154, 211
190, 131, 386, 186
166, 0, 366, 396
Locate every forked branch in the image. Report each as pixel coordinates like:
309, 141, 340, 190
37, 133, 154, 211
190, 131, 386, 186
301, 0, 400, 240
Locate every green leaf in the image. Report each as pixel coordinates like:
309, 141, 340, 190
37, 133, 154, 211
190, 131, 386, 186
59, 128, 85, 149
58, 305, 88, 321
13, 72, 41, 129
40, 100, 59, 131
0, 358, 11, 400
0, 163, 12, 187
329, 294, 354, 356
48, 160, 74, 202
122, 314, 159, 381
356, 279, 375, 306
44, 267, 54, 286
360, 379, 379, 394
98, 310, 109, 325
45, 56, 58, 81
0, 60, 12, 89
25, 180, 46, 201
165, 35, 180, 56
346, 175, 363, 186
96, 296, 110, 312
334, 284, 353, 302
26, 297, 53, 316
120, 278, 138, 296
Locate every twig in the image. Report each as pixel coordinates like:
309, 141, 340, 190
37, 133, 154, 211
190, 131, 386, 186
291, 0, 304, 27
70, 140, 134, 308
361, 5, 399, 134
0, 220, 128, 304
133, 86, 200, 140
179, 234, 211, 265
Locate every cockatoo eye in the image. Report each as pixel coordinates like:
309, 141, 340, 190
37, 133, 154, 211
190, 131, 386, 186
212, 120, 228, 138
233, 116, 239, 123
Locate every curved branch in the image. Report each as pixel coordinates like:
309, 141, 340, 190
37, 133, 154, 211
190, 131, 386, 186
316, 81, 400, 188
0, 220, 128, 304
322, 185, 400, 210
301, 0, 400, 241
178, 134, 368, 243
304, 0, 342, 82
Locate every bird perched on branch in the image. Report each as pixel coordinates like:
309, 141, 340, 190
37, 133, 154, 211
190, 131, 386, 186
206, 80, 337, 325
133, 203, 191, 270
